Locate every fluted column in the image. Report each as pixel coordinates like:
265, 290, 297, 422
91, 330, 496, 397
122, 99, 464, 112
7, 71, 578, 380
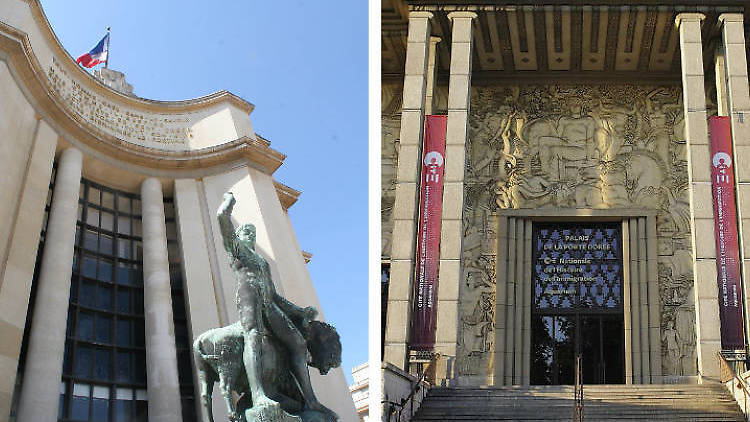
141, 177, 182, 422
384, 10, 434, 370
16, 148, 82, 422
676, 13, 721, 382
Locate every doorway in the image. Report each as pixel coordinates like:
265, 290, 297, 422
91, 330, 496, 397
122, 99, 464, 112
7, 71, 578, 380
530, 222, 625, 385
530, 313, 624, 385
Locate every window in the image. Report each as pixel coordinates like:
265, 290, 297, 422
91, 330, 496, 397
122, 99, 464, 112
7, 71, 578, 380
381, 262, 390, 359
163, 199, 196, 422
59, 180, 148, 422
16, 176, 195, 422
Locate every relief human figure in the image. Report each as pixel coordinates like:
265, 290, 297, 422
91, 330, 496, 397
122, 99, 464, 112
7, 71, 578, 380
217, 192, 336, 420
662, 320, 680, 375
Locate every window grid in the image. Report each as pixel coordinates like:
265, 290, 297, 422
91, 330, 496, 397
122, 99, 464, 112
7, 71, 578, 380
60, 179, 147, 422
163, 199, 196, 422
15, 174, 195, 422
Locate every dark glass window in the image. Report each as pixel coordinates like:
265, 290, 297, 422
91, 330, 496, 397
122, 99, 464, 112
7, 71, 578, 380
59, 180, 149, 421
164, 199, 195, 422
381, 262, 390, 359
17, 176, 194, 422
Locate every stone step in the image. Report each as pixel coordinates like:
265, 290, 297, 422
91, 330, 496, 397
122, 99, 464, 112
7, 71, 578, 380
411, 384, 746, 422
425, 392, 731, 399
419, 401, 740, 409
427, 388, 729, 395
414, 412, 745, 420
412, 413, 745, 422
429, 385, 728, 392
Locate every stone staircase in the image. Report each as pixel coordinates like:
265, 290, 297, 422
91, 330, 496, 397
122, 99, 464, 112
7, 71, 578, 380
411, 384, 746, 421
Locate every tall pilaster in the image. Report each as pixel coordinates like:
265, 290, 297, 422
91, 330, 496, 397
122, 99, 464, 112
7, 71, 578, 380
437, 11, 477, 374
16, 148, 82, 422
140, 177, 183, 422
384, 10, 434, 370
718, 13, 750, 347
676, 13, 722, 382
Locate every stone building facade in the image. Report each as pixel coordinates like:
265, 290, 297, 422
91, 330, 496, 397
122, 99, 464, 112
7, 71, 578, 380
0, 1, 358, 421
382, 0, 750, 388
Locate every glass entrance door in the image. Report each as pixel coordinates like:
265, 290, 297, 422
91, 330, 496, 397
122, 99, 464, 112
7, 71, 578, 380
530, 222, 625, 385
531, 314, 624, 385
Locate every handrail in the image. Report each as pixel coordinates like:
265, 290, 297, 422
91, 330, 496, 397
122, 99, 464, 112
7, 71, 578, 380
574, 354, 584, 422
383, 353, 442, 422
717, 351, 750, 417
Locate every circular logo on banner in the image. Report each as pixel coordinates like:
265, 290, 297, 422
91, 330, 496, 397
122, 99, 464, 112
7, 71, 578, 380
424, 151, 444, 167
713, 152, 732, 169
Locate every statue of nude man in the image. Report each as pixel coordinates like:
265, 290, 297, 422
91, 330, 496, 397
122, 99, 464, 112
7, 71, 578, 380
217, 192, 334, 419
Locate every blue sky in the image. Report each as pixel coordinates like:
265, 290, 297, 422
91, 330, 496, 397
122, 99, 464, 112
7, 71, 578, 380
39, 1, 368, 383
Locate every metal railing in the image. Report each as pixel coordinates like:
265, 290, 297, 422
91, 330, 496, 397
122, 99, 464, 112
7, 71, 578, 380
574, 354, 584, 422
718, 351, 750, 417
383, 353, 442, 422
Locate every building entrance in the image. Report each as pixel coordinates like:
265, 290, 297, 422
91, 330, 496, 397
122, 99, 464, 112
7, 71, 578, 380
530, 222, 625, 385
531, 313, 624, 384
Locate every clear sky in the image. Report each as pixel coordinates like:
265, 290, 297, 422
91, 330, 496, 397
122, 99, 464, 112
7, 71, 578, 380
39, 0, 368, 384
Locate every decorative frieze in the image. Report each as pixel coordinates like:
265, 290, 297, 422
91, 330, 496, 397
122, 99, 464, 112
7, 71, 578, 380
48, 57, 191, 148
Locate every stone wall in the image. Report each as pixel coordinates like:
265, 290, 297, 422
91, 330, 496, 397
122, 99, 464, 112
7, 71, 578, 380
457, 84, 698, 380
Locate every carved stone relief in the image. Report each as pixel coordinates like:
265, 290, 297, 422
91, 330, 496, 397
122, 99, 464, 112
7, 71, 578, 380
458, 84, 697, 378
382, 84, 402, 258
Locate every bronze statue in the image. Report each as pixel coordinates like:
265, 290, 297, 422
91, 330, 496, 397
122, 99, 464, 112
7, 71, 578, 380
193, 192, 340, 422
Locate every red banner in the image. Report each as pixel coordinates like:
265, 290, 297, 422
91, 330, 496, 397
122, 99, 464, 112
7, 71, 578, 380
709, 116, 745, 350
410, 115, 447, 351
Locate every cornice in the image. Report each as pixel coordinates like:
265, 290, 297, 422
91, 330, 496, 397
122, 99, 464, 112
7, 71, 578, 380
0, 14, 286, 174
274, 181, 301, 210
22, 0, 255, 114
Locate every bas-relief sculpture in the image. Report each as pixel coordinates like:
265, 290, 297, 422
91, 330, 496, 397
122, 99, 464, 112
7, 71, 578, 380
381, 85, 403, 258
458, 85, 697, 378
194, 193, 341, 422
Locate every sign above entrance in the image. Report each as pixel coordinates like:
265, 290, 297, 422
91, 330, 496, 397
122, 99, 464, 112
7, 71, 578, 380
532, 223, 623, 311
709, 116, 745, 351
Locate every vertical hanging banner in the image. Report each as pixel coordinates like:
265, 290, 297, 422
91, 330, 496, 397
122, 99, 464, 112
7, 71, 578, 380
709, 116, 745, 350
410, 115, 447, 351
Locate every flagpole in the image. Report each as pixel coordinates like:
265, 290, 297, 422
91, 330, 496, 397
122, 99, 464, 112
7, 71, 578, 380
104, 27, 110, 68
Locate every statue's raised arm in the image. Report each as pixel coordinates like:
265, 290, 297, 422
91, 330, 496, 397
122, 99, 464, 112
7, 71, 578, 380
217, 192, 237, 255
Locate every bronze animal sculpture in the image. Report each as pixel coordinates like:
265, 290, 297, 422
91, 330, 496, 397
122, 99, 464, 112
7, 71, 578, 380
194, 320, 341, 422
193, 192, 341, 422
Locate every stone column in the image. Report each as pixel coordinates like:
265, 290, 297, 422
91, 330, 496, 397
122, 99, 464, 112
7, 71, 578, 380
384, 10, 434, 370
437, 11, 477, 375
16, 148, 82, 422
140, 177, 183, 422
718, 13, 750, 346
676, 13, 722, 382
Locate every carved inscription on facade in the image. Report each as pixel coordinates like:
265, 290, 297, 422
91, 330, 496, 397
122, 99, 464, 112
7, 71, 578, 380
48, 57, 191, 148
459, 85, 696, 379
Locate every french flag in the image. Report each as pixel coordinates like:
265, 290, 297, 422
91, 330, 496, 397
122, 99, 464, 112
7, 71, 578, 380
76, 33, 109, 68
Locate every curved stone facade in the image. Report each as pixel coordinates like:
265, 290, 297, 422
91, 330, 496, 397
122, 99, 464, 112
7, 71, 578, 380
0, 1, 359, 421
